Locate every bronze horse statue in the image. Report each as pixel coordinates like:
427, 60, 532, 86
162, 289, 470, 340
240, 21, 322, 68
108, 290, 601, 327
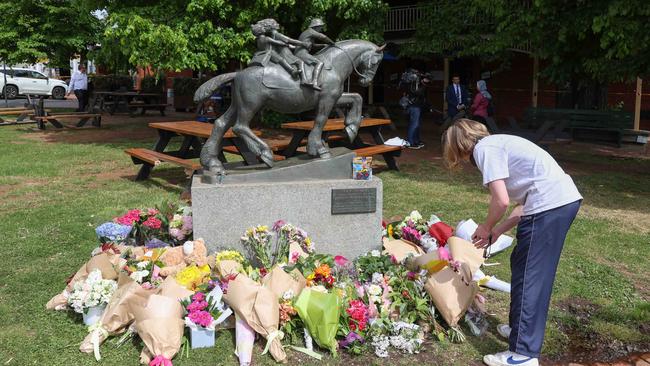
194, 39, 384, 177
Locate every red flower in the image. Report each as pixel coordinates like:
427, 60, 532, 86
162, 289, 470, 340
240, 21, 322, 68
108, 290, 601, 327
142, 217, 162, 229
260, 267, 268, 277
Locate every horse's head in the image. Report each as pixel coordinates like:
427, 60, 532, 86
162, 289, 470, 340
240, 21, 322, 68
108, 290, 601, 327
357, 44, 385, 87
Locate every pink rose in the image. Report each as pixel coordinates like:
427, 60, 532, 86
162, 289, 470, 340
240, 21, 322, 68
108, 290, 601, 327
334, 255, 349, 267
438, 246, 451, 261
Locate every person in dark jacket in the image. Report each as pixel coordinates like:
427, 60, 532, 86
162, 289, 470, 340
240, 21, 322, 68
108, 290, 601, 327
446, 75, 470, 119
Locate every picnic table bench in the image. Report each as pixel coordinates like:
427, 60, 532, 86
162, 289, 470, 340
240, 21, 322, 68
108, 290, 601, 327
125, 121, 264, 180
35, 112, 102, 129
518, 108, 635, 147
90, 91, 166, 116
280, 118, 402, 170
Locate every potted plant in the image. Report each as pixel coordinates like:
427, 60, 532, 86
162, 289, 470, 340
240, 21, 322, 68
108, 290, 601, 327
66, 269, 117, 326
181, 286, 232, 349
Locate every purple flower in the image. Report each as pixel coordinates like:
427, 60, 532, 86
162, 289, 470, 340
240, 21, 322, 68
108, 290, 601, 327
407, 271, 417, 281
181, 216, 193, 232
338, 332, 365, 348
402, 226, 422, 244
145, 238, 169, 248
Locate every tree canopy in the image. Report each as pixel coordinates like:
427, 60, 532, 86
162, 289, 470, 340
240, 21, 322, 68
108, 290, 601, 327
88, 0, 388, 72
406, 0, 650, 84
0, 0, 100, 67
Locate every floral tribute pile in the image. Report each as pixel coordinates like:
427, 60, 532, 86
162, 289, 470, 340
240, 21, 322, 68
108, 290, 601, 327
47, 206, 495, 365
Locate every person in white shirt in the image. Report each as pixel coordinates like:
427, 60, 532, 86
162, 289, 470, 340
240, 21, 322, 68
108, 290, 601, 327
442, 119, 582, 366
67, 64, 88, 112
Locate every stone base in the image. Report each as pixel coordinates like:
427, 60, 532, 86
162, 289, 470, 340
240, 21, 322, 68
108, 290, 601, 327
192, 176, 383, 259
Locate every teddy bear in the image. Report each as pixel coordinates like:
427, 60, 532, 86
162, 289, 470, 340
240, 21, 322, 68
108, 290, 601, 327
158, 238, 209, 278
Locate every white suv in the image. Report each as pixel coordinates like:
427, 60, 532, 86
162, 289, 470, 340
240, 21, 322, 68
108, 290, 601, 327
0, 68, 69, 99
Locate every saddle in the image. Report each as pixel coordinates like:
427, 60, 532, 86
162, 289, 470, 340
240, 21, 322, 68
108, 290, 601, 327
260, 63, 331, 90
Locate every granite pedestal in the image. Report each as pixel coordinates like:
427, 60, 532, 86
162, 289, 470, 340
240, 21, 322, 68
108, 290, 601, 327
192, 148, 383, 259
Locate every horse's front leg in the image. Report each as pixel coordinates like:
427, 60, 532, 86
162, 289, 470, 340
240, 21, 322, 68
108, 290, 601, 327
335, 93, 363, 142
200, 106, 236, 176
307, 99, 335, 158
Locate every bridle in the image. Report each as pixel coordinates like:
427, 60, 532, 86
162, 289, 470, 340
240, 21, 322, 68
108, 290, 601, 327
331, 44, 377, 80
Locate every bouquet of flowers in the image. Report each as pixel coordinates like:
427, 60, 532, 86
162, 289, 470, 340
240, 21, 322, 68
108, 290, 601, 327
242, 221, 314, 270
95, 222, 132, 244
122, 248, 166, 289
176, 264, 211, 291
168, 206, 193, 243
115, 208, 166, 245
181, 290, 232, 332
47, 252, 119, 311
67, 269, 117, 314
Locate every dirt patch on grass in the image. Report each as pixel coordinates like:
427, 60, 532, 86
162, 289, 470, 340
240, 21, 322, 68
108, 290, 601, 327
547, 298, 650, 365
579, 205, 650, 235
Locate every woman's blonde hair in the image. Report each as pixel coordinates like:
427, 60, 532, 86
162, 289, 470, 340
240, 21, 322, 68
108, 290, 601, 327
442, 118, 490, 170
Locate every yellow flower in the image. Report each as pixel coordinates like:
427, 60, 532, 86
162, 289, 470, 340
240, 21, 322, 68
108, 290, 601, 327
257, 225, 269, 232
176, 264, 210, 290
306, 273, 315, 286
215, 250, 245, 264
304, 237, 312, 249
387, 225, 394, 238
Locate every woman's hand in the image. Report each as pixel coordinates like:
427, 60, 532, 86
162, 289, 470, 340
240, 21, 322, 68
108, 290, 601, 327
472, 223, 492, 248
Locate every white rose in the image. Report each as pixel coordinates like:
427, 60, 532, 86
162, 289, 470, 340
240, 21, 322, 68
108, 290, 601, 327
409, 210, 422, 221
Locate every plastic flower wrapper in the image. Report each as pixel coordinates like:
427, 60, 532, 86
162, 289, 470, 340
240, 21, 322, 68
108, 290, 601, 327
235, 313, 255, 366
79, 273, 158, 360
175, 264, 211, 291
222, 273, 287, 363
294, 287, 340, 355
132, 293, 185, 365
47, 252, 119, 311
96, 222, 133, 244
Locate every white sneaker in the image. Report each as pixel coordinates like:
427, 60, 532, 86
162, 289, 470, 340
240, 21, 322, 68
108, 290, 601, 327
497, 324, 511, 339
483, 350, 538, 366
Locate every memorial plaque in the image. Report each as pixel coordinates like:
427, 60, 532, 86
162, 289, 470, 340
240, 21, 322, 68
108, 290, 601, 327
331, 188, 376, 215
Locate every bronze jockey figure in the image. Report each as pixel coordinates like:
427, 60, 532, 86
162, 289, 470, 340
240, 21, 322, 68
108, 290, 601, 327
294, 18, 335, 90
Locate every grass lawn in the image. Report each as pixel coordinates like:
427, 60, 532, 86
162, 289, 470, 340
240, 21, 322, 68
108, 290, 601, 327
0, 119, 648, 365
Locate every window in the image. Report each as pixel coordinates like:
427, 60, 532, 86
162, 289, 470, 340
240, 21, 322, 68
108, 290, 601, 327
12, 70, 29, 78
30, 71, 47, 79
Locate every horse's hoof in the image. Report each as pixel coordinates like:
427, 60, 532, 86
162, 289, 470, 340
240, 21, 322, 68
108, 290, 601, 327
344, 125, 358, 142
259, 150, 274, 168
318, 147, 331, 159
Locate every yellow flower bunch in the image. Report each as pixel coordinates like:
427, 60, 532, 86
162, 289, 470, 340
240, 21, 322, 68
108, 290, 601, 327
215, 250, 245, 264
176, 264, 211, 290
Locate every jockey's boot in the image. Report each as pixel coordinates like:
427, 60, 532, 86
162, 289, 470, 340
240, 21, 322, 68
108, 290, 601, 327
280, 60, 300, 79
310, 62, 324, 91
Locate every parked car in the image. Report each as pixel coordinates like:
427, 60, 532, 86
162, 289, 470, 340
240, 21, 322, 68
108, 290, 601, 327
0, 68, 68, 99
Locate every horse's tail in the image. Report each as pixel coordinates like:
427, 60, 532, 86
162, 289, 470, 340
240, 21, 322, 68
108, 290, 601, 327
194, 72, 237, 103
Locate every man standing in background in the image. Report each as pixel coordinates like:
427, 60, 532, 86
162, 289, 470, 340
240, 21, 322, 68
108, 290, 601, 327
67, 64, 88, 112
446, 74, 469, 119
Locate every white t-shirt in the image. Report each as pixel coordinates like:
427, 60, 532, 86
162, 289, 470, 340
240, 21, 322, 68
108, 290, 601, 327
472, 134, 582, 215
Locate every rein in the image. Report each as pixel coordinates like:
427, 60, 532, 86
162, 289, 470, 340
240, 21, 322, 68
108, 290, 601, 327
330, 44, 369, 79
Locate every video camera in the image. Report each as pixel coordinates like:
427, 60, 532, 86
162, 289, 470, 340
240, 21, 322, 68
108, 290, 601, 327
399, 68, 432, 88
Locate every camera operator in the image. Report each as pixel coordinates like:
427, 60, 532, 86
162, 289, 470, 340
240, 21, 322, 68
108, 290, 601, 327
399, 68, 431, 149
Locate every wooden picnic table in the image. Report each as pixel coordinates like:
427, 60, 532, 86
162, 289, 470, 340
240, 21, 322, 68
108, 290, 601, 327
280, 118, 402, 170
90, 91, 166, 116
125, 120, 261, 180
